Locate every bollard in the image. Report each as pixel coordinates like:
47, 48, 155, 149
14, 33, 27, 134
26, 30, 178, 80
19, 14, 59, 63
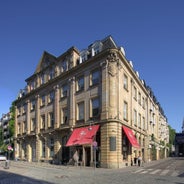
4, 160, 10, 169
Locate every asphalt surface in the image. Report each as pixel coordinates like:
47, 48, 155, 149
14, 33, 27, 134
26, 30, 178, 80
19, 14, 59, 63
0, 157, 184, 184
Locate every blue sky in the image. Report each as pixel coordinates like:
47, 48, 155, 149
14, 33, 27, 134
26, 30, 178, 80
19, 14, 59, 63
0, 0, 184, 132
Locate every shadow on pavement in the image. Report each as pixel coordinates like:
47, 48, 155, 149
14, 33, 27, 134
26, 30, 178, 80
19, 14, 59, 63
0, 169, 54, 184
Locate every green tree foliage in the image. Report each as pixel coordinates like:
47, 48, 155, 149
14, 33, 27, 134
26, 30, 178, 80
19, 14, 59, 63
168, 125, 176, 155
9, 101, 15, 138
0, 127, 3, 146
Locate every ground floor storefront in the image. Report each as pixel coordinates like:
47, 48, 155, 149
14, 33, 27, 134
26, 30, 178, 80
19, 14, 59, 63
14, 121, 168, 168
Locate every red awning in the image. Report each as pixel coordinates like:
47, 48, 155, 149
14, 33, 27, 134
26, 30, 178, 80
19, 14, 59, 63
122, 126, 140, 148
66, 125, 100, 147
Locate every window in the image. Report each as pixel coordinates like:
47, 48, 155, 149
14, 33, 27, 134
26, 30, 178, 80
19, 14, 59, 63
31, 99, 36, 111
142, 97, 145, 109
133, 86, 137, 100
48, 112, 54, 128
91, 70, 100, 86
30, 80, 35, 91
78, 102, 84, 121
41, 139, 46, 158
17, 107, 21, 116
122, 133, 128, 160
138, 92, 141, 105
49, 68, 54, 80
18, 123, 21, 134
62, 108, 68, 124
123, 74, 128, 90
61, 83, 68, 98
23, 121, 26, 133
94, 46, 101, 55
123, 101, 128, 120
31, 118, 36, 132
49, 138, 54, 157
91, 98, 99, 117
40, 73, 45, 85
48, 91, 54, 103
62, 60, 67, 72
138, 113, 141, 128
142, 117, 145, 130
41, 115, 45, 129
77, 76, 84, 91
133, 109, 137, 126
23, 103, 27, 114
40, 94, 45, 107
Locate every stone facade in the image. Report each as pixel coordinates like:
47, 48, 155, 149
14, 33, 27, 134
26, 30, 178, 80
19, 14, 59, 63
14, 36, 169, 168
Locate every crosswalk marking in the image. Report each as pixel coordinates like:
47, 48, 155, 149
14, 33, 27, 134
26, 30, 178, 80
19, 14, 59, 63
134, 169, 145, 173
171, 171, 179, 177
133, 168, 179, 177
150, 169, 161, 174
141, 170, 148, 174
160, 169, 169, 175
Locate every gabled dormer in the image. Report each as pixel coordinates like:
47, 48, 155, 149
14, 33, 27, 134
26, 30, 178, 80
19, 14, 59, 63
26, 51, 57, 93
34, 51, 57, 74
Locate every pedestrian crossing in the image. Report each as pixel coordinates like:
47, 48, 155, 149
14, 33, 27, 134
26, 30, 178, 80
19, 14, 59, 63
133, 168, 180, 177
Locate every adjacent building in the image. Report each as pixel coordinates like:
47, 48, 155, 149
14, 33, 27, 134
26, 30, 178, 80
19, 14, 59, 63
14, 36, 169, 168
0, 113, 11, 145
175, 119, 184, 156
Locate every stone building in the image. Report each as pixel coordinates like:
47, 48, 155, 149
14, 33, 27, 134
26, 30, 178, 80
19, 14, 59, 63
14, 36, 169, 168
175, 119, 184, 156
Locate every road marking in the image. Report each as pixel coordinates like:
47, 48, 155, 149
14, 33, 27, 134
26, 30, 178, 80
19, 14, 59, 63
141, 170, 148, 174
150, 169, 161, 174
160, 169, 169, 175
134, 169, 145, 173
171, 171, 179, 177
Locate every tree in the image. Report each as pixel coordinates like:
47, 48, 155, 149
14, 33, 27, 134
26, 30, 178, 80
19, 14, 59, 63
0, 127, 3, 146
168, 125, 176, 155
9, 101, 15, 138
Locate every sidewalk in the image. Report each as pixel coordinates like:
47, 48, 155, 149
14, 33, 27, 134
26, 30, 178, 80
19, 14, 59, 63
8, 157, 171, 170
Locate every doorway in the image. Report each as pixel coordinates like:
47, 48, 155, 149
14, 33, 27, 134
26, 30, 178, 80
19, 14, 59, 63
85, 147, 91, 166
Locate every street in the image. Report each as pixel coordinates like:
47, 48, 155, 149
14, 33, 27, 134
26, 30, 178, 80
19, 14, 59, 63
0, 157, 184, 184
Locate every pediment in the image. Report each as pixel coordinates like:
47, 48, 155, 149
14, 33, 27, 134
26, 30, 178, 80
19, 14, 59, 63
34, 51, 57, 74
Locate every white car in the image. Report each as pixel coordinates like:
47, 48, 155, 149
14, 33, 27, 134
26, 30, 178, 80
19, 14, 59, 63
0, 155, 6, 161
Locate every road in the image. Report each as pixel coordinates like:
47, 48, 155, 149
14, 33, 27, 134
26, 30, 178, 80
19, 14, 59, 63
0, 157, 184, 184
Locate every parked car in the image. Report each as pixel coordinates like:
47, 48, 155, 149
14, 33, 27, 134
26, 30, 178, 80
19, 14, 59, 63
0, 155, 6, 161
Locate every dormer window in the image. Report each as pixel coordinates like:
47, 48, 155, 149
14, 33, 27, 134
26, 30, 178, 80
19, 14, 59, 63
40, 73, 45, 85
62, 60, 67, 72
30, 80, 35, 91
80, 50, 88, 63
91, 41, 103, 56
49, 68, 55, 80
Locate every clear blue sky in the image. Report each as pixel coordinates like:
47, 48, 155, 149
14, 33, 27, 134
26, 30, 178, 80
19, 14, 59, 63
0, 0, 184, 132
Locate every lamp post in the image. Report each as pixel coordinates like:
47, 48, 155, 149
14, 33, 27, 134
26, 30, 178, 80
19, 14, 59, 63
88, 123, 98, 169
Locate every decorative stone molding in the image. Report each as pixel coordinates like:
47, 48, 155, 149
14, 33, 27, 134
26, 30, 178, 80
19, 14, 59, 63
106, 51, 120, 77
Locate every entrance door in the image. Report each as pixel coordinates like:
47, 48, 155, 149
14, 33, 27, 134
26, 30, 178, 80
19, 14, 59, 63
85, 147, 91, 166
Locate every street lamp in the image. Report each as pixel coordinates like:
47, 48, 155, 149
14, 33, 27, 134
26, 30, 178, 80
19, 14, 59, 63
88, 123, 98, 169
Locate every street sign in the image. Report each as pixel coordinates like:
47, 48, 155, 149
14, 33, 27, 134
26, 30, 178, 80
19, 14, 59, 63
93, 141, 97, 148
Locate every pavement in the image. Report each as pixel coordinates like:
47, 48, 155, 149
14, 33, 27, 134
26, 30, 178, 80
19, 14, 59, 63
6, 157, 171, 170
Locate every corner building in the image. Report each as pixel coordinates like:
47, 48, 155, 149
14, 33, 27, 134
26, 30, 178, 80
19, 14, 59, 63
14, 36, 169, 168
